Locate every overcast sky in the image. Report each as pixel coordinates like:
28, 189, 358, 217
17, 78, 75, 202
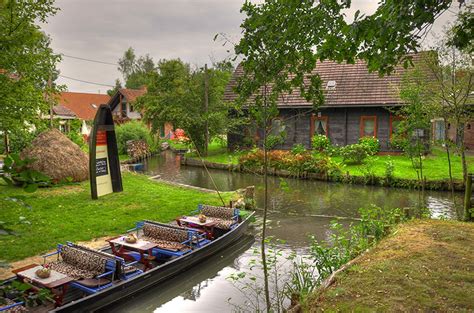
40, 0, 460, 94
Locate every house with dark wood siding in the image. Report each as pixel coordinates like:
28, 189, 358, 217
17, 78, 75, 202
224, 54, 428, 151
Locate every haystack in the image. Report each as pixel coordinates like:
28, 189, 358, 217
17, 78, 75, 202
21, 129, 89, 183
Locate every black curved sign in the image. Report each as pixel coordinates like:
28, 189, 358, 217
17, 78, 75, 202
89, 105, 123, 199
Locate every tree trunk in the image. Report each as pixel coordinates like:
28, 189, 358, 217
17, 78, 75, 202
3, 131, 10, 155
443, 118, 455, 204
457, 123, 468, 184
261, 83, 271, 313
203, 64, 209, 157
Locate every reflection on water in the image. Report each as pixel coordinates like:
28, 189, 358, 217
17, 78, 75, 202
139, 151, 462, 219
111, 151, 462, 312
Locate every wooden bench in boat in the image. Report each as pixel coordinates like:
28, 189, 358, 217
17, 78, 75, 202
42, 244, 117, 294
194, 204, 239, 230
129, 221, 209, 258
65, 242, 143, 280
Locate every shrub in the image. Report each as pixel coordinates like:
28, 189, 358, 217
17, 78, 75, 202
239, 149, 341, 176
385, 157, 395, 182
311, 134, 330, 151
1, 153, 51, 192
358, 137, 380, 155
115, 121, 154, 155
291, 143, 306, 155
67, 131, 88, 152
340, 143, 368, 164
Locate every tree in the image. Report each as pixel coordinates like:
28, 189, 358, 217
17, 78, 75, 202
135, 59, 234, 154
107, 79, 122, 97
0, 0, 61, 154
427, 30, 473, 185
395, 67, 435, 190
116, 47, 156, 89
233, 0, 471, 310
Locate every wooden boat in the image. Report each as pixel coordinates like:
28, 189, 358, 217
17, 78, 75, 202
2, 211, 255, 313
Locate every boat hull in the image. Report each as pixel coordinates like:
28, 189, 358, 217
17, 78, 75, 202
52, 212, 255, 312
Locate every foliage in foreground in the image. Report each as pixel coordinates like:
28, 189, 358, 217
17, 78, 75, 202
307, 220, 474, 311
1, 153, 51, 192
228, 206, 410, 312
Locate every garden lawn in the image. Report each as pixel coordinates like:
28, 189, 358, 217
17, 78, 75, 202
332, 148, 474, 181
0, 173, 233, 262
185, 140, 243, 164
307, 219, 474, 311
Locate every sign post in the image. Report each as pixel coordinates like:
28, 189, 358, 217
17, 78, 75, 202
89, 105, 123, 199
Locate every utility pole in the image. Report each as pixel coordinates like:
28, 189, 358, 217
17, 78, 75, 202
204, 63, 209, 156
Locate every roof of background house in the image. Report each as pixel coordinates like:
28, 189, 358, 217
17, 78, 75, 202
107, 87, 147, 111
52, 105, 76, 118
224, 53, 428, 108
58, 92, 110, 120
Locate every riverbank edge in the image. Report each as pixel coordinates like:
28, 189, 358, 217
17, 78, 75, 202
181, 157, 465, 191
302, 219, 474, 311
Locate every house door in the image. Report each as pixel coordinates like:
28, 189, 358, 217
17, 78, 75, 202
433, 120, 445, 142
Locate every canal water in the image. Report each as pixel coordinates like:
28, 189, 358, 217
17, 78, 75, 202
106, 151, 463, 312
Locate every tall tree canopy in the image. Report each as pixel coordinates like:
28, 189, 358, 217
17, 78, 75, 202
116, 47, 155, 89
234, 0, 470, 110
0, 0, 61, 151
135, 59, 233, 153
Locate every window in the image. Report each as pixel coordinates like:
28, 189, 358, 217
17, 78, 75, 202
311, 114, 329, 137
270, 118, 285, 136
160, 125, 165, 138
389, 115, 403, 138
129, 104, 134, 112
360, 116, 377, 138
121, 101, 127, 117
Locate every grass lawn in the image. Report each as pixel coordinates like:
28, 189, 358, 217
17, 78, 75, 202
307, 219, 474, 311
332, 147, 474, 181
0, 173, 233, 262
185, 140, 243, 164
119, 154, 130, 162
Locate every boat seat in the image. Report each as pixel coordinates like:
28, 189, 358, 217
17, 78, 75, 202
0, 299, 26, 312
43, 245, 116, 294
197, 204, 239, 230
67, 242, 143, 281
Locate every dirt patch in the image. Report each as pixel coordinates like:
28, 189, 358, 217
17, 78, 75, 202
0, 236, 110, 280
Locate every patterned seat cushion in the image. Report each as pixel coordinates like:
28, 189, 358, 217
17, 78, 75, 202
143, 223, 188, 243
0, 298, 27, 313
206, 217, 235, 230
201, 205, 235, 219
47, 261, 100, 280
47, 246, 108, 280
142, 236, 191, 252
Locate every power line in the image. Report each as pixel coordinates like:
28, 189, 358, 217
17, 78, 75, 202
60, 53, 119, 66
59, 74, 115, 87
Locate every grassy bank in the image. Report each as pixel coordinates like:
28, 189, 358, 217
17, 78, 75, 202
186, 146, 473, 181
0, 173, 233, 262
307, 220, 474, 311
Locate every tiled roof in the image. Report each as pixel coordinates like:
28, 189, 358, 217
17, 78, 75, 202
224, 53, 428, 108
52, 105, 76, 117
107, 88, 147, 111
57, 92, 110, 120
119, 88, 146, 102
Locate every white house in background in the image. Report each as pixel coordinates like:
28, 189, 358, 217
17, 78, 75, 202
107, 87, 147, 122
